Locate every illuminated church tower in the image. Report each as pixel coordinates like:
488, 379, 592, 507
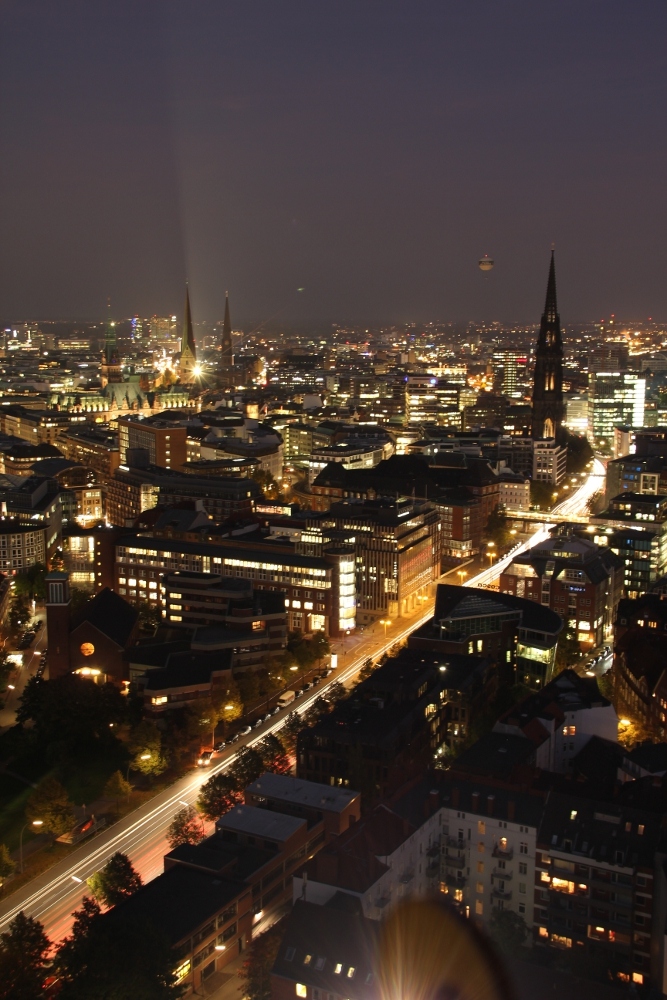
179, 285, 198, 384
531, 251, 564, 439
100, 302, 123, 388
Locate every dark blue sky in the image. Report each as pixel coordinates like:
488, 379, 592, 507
0, 1, 665, 325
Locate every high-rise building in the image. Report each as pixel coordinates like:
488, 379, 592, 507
531, 252, 564, 440
588, 371, 646, 451
179, 286, 198, 385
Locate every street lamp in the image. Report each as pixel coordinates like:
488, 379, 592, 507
19, 820, 43, 873
457, 569, 468, 587
380, 619, 392, 639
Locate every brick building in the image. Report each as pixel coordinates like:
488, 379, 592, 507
613, 594, 667, 738
499, 531, 623, 650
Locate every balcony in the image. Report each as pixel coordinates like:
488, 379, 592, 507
491, 869, 513, 881
426, 861, 440, 878
447, 837, 466, 849
492, 888, 513, 901
492, 843, 514, 860
443, 871, 468, 889
399, 871, 414, 885
426, 842, 440, 858
443, 854, 466, 870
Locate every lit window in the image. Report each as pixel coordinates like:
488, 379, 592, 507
303, 955, 312, 966
333, 964, 343, 975
478, 821, 485, 835
296, 986, 307, 998
475, 900, 483, 915
570, 810, 577, 820
476, 882, 483, 894
347, 968, 355, 979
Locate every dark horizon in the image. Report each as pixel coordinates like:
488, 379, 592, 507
1, 2, 666, 325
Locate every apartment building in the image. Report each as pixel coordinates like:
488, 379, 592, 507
439, 778, 542, 931
532, 439, 568, 486
0, 520, 46, 573
297, 650, 449, 799
613, 594, 667, 738
534, 793, 663, 988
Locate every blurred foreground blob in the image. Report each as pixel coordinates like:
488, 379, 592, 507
377, 898, 513, 1000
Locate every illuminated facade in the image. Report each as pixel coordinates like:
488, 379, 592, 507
114, 534, 355, 637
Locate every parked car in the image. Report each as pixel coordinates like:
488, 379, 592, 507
240, 726, 252, 736
229, 733, 241, 744
254, 718, 263, 728
263, 713, 272, 723
214, 741, 226, 752
34, 620, 43, 630
272, 705, 281, 715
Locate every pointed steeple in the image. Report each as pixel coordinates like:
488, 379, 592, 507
219, 290, 233, 374
179, 283, 198, 384
531, 250, 564, 440
541, 249, 559, 330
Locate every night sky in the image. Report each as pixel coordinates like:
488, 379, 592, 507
0, 1, 665, 326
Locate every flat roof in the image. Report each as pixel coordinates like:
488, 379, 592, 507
246, 772, 359, 813
217, 804, 305, 842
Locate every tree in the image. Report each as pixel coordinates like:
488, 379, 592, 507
565, 431, 593, 474
328, 681, 347, 703
555, 623, 581, 674
68, 587, 92, 616
277, 711, 304, 754
217, 680, 243, 728
7, 595, 31, 635
17, 674, 125, 759
529, 479, 554, 511
197, 773, 243, 822
487, 909, 528, 955
256, 734, 291, 774
238, 917, 287, 1000
0, 844, 15, 884
484, 505, 511, 548
230, 745, 264, 788
87, 851, 142, 908
0, 910, 51, 1000
358, 658, 375, 682
56, 905, 182, 1000
166, 806, 205, 849
13, 563, 47, 602
136, 600, 161, 635
129, 720, 167, 776
104, 770, 132, 813
26, 776, 75, 837
250, 469, 280, 500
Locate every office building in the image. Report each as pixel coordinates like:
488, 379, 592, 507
118, 416, 187, 469
532, 438, 567, 485
588, 372, 646, 451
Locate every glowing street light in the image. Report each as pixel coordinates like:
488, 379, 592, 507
457, 569, 468, 587
380, 619, 392, 638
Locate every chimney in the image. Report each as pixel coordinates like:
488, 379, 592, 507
451, 787, 460, 809
429, 789, 439, 814
507, 800, 516, 822
487, 794, 495, 816
471, 792, 480, 813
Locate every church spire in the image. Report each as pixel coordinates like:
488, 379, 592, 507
100, 298, 122, 388
220, 290, 233, 369
531, 251, 564, 440
179, 284, 198, 384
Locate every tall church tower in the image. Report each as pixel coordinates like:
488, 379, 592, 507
100, 301, 123, 388
220, 291, 233, 370
531, 251, 564, 439
179, 285, 198, 384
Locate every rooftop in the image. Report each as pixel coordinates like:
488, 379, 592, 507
216, 804, 306, 842
245, 773, 359, 813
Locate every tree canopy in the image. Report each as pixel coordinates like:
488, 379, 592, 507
166, 806, 205, 849
129, 720, 168, 776
18, 674, 125, 758
87, 851, 142, 908
26, 776, 75, 837
197, 773, 243, 822
0, 911, 51, 1000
